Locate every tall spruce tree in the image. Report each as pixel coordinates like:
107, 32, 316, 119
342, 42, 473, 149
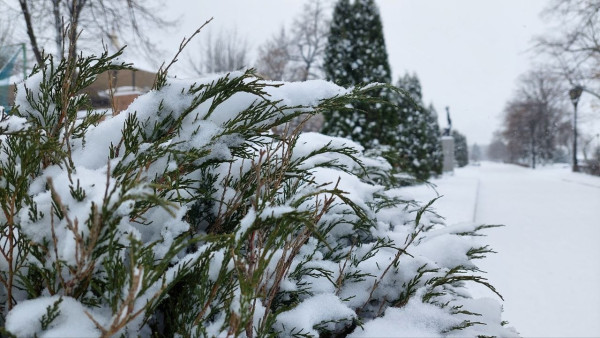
426, 103, 444, 175
453, 129, 469, 167
394, 73, 443, 180
321, 0, 395, 150
322, 0, 354, 86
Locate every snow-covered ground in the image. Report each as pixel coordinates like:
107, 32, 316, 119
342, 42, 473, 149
402, 162, 600, 337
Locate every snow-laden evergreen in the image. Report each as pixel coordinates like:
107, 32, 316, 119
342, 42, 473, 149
321, 0, 397, 152
426, 104, 444, 175
0, 50, 513, 337
453, 129, 469, 168
322, 1, 444, 181
394, 74, 443, 180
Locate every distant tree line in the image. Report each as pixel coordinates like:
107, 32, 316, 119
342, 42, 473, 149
0, 0, 475, 180
491, 0, 600, 174
196, 0, 474, 179
201, 0, 452, 180
3, 0, 169, 66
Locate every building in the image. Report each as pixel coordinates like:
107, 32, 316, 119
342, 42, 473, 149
1, 67, 156, 114
82, 68, 156, 114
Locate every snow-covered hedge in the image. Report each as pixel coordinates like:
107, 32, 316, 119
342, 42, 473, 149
0, 50, 516, 337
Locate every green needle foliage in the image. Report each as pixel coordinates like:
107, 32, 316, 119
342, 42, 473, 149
0, 45, 512, 337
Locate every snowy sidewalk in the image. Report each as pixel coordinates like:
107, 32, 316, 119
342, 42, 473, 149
399, 166, 481, 225
402, 162, 600, 337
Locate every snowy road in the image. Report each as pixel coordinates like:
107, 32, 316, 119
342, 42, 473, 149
402, 162, 600, 337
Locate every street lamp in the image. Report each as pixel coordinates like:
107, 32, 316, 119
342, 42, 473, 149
569, 85, 583, 172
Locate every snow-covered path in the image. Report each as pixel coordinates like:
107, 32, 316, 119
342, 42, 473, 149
402, 162, 600, 337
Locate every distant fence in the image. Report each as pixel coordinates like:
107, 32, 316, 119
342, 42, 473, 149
0, 44, 25, 109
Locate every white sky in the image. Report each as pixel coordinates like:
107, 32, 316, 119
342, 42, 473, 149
157, 0, 551, 145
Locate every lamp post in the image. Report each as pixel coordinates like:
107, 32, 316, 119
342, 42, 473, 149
569, 85, 583, 172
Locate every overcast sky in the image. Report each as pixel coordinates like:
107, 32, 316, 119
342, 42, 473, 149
159, 0, 550, 145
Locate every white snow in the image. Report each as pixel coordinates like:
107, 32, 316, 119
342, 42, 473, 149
274, 293, 356, 336
5, 296, 103, 337
0, 115, 28, 132
237, 206, 256, 240
350, 294, 460, 337
401, 162, 600, 337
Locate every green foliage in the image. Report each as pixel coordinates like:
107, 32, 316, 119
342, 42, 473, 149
453, 129, 469, 167
322, 1, 446, 182
0, 46, 509, 337
40, 297, 63, 330
321, 0, 397, 151
426, 104, 444, 175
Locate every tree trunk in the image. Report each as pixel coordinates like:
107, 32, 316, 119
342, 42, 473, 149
66, 0, 87, 64
52, 0, 64, 60
18, 0, 44, 67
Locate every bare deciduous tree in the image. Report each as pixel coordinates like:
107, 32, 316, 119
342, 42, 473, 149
487, 132, 509, 162
502, 69, 568, 168
256, 18, 329, 133
256, 0, 330, 82
9, 0, 170, 67
188, 28, 249, 75
536, 0, 600, 99
256, 27, 295, 81
290, 0, 330, 81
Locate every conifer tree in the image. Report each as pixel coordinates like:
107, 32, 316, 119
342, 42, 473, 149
453, 129, 469, 167
426, 104, 444, 175
394, 73, 443, 180
323, 0, 357, 86
321, 0, 395, 150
